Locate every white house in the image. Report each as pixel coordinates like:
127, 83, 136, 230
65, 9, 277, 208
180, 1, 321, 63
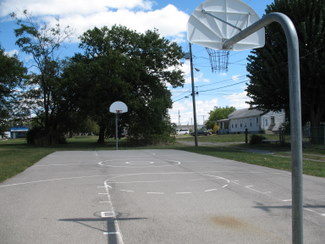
217, 108, 285, 134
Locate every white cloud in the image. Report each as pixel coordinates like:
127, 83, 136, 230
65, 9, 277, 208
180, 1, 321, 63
4, 49, 19, 57
1, 0, 189, 42
231, 74, 241, 81
223, 91, 251, 109
180, 60, 210, 85
170, 98, 218, 125
0, 0, 153, 17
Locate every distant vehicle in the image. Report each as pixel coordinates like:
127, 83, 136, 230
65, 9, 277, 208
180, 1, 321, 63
191, 130, 210, 136
176, 129, 190, 135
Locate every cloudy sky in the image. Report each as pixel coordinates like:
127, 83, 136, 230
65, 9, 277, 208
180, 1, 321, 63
0, 0, 273, 125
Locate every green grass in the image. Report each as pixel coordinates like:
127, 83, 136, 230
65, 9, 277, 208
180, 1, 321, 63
1, 135, 324, 183
177, 145, 325, 178
177, 133, 281, 143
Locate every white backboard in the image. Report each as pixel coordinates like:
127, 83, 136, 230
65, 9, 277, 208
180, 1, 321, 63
187, 0, 265, 51
109, 101, 128, 114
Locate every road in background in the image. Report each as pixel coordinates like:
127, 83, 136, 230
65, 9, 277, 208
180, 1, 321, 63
0, 150, 324, 243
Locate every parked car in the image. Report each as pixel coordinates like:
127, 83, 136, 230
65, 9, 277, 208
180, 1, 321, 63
176, 129, 190, 135
191, 130, 210, 136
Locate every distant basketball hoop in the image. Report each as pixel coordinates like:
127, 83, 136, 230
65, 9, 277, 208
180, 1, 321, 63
205, 48, 229, 72
109, 101, 128, 150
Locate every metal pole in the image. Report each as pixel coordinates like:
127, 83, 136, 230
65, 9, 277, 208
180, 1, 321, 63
223, 12, 303, 244
115, 113, 119, 150
189, 43, 198, 147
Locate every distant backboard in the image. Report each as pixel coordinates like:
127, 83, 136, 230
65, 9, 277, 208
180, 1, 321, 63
187, 0, 265, 51
109, 101, 128, 114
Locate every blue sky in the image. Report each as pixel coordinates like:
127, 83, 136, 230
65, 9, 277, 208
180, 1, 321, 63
0, 0, 274, 125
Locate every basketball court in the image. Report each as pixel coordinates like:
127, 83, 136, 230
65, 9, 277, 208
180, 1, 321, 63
0, 149, 324, 243
0, 0, 309, 243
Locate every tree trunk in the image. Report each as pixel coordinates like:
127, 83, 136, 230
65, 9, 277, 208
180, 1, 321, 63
97, 125, 106, 144
310, 106, 323, 144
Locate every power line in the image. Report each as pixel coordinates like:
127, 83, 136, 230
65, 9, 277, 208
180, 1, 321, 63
199, 80, 248, 93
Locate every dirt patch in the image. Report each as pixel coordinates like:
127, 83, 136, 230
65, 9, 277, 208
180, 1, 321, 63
211, 216, 246, 229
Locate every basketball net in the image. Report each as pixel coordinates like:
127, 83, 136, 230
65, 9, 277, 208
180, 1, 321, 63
205, 48, 229, 73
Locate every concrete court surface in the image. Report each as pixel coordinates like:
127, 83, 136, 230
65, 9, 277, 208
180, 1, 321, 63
0, 149, 324, 244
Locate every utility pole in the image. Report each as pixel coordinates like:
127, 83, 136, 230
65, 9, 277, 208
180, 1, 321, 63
189, 43, 198, 147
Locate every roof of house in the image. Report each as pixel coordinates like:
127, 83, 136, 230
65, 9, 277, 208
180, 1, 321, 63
228, 108, 264, 119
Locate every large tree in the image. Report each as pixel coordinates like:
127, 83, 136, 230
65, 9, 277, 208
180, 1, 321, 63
63, 25, 184, 144
0, 47, 27, 135
205, 106, 236, 130
11, 11, 72, 145
246, 0, 325, 126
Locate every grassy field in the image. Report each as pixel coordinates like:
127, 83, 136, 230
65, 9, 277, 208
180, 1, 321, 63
0, 135, 324, 183
177, 133, 282, 143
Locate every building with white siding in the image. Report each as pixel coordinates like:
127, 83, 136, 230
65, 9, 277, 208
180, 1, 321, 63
217, 108, 285, 134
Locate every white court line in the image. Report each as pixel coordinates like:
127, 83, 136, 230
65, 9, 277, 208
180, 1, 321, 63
282, 199, 292, 202
101, 182, 124, 244
231, 180, 240, 185
0, 174, 108, 188
101, 211, 115, 218
245, 185, 271, 194
176, 192, 192, 194
147, 192, 164, 195
104, 232, 120, 235
304, 208, 325, 217
120, 189, 135, 193
99, 201, 111, 204
98, 160, 181, 168
204, 188, 217, 193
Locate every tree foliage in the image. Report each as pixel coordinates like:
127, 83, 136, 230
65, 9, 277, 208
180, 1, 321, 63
246, 0, 325, 126
0, 47, 27, 135
11, 10, 72, 145
205, 106, 236, 130
62, 25, 184, 144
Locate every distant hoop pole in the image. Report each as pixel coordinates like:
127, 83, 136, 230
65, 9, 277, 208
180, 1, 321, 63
224, 12, 303, 244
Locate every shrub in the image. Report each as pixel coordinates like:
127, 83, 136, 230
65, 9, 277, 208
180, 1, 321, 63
27, 127, 66, 146
249, 134, 266, 144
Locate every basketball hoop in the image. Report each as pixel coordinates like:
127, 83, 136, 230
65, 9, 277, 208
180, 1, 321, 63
109, 101, 128, 150
205, 48, 229, 73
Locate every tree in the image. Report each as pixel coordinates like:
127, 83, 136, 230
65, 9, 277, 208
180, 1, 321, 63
63, 25, 184, 144
246, 0, 325, 127
205, 106, 236, 130
0, 47, 27, 135
11, 11, 72, 145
